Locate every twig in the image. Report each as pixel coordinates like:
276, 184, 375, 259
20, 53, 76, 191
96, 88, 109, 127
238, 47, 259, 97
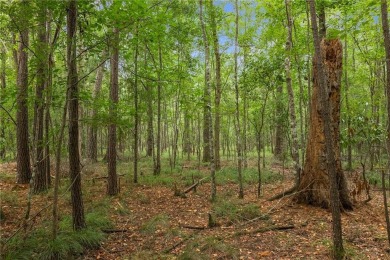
0, 104, 17, 126
238, 215, 269, 227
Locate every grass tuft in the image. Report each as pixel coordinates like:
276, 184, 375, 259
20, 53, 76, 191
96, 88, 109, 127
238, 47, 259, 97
2, 211, 110, 260
141, 214, 170, 234
212, 198, 266, 225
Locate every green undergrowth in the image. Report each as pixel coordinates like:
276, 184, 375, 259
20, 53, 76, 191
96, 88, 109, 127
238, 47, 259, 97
2, 211, 111, 260
215, 167, 283, 186
140, 214, 171, 234
366, 171, 389, 188
212, 197, 268, 225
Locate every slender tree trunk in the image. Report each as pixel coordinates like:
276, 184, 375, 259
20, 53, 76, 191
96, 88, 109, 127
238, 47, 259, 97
146, 86, 154, 157
88, 53, 105, 162
234, 0, 243, 199
146, 51, 154, 158
306, 1, 347, 258
184, 111, 191, 160
53, 77, 69, 240
256, 91, 270, 198
107, 27, 119, 195
67, 0, 85, 230
344, 31, 352, 171
199, 0, 216, 200
33, 3, 48, 193
318, 3, 326, 40
154, 43, 162, 175
201, 0, 211, 164
16, 0, 31, 184
380, 0, 390, 175
382, 170, 390, 248
172, 93, 180, 168
0, 42, 6, 159
274, 84, 284, 160
133, 24, 139, 184
209, 0, 221, 170
285, 0, 301, 187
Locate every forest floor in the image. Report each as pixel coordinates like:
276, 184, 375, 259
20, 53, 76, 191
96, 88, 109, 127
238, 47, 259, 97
0, 159, 389, 259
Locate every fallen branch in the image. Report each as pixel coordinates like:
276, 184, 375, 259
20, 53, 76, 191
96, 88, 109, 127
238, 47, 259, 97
234, 225, 294, 237
267, 185, 297, 201
238, 214, 270, 227
180, 225, 207, 230
183, 176, 209, 194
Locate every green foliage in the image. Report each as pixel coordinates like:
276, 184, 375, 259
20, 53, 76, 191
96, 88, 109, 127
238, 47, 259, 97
212, 198, 266, 225
366, 171, 389, 188
138, 173, 176, 187
216, 167, 282, 185
2, 212, 110, 260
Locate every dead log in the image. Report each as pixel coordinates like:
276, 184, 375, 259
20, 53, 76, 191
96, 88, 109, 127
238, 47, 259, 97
174, 176, 209, 197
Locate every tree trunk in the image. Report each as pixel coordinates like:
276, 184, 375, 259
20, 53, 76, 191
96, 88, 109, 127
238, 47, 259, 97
274, 84, 284, 160
201, 0, 212, 164
154, 43, 162, 175
199, 0, 216, 201
33, 3, 48, 193
285, 0, 301, 186
133, 24, 139, 184
107, 27, 119, 195
16, 0, 31, 184
303, 2, 350, 258
184, 111, 191, 160
67, 0, 85, 230
380, 0, 390, 175
318, 3, 326, 40
344, 31, 352, 171
0, 42, 6, 159
209, 0, 221, 171
296, 38, 352, 210
146, 64, 154, 158
88, 53, 105, 162
234, 0, 243, 199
